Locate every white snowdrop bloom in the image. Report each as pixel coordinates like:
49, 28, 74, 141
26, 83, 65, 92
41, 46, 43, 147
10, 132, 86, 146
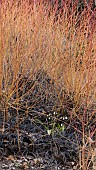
64, 116, 68, 120
47, 129, 52, 135
60, 124, 65, 131
53, 112, 56, 115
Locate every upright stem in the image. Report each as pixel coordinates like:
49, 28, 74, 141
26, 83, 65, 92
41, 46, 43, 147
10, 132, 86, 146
0, 55, 3, 97
82, 122, 86, 170
0, 18, 3, 97
16, 80, 20, 151
82, 105, 87, 170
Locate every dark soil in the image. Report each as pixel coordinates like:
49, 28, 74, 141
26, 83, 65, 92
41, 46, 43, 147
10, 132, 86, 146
0, 112, 80, 170
0, 70, 94, 170
0, 115, 94, 170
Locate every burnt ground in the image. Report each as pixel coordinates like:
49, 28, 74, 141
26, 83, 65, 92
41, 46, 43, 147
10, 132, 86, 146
0, 107, 95, 170
0, 113, 80, 170
0, 70, 95, 170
